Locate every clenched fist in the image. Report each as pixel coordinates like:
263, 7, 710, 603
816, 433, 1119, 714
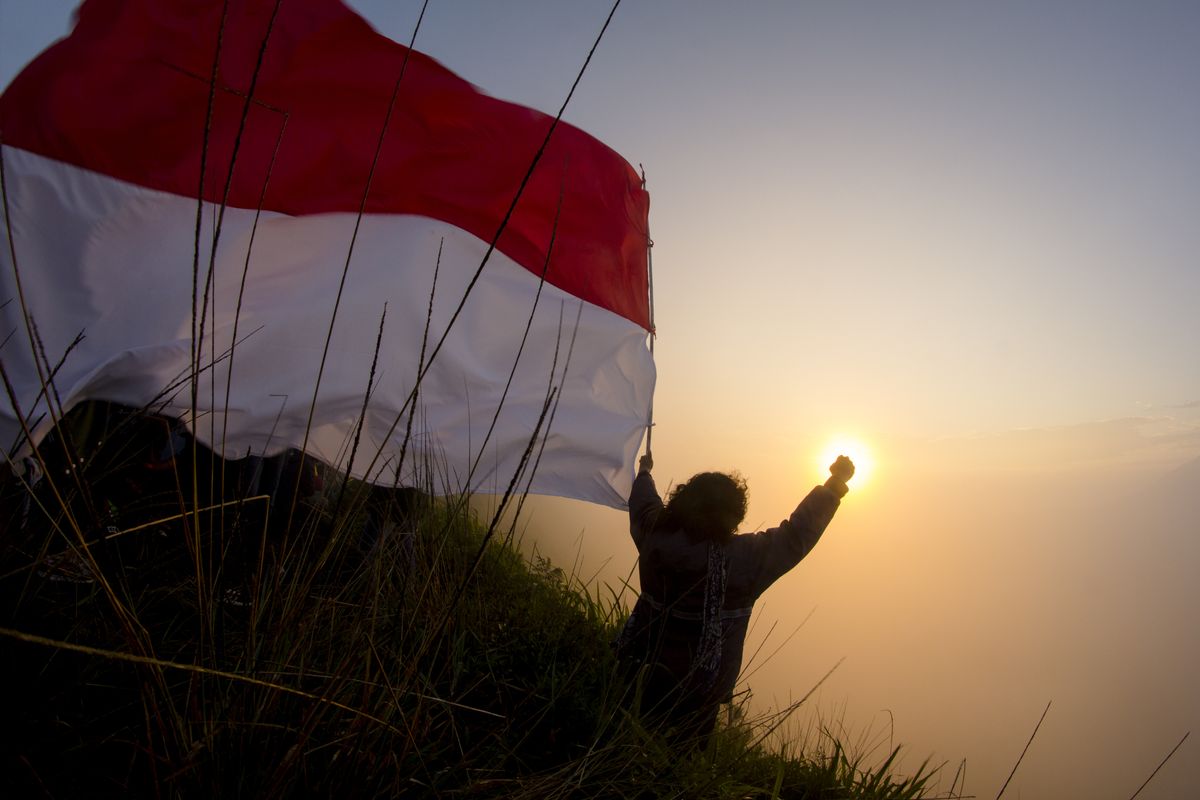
829, 455, 855, 483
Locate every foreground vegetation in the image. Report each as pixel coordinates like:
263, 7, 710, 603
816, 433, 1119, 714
0, 404, 944, 798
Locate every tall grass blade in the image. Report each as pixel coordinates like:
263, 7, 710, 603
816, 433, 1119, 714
994, 699, 1051, 799
1127, 730, 1189, 800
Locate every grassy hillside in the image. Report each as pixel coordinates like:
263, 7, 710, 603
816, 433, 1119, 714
0, 403, 940, 798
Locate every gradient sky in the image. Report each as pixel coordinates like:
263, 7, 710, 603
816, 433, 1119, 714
3, 2, 1198, 797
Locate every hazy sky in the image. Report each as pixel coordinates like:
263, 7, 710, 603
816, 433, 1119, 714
3, 2, 1198, 797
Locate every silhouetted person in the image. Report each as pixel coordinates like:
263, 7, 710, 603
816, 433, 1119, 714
616, 453, 854, 743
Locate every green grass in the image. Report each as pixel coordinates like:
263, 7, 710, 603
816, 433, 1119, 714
0, 403, 945, 798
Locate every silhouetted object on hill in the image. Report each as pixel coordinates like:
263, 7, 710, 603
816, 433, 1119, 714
616, 453, 854, 743
5, 402, 332, 592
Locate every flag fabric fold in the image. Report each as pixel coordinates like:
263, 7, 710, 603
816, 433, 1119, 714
0, 0, 654, 508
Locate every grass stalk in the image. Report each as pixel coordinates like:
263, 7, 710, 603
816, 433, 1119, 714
1128, 730, 1190, 800
995, 699, 1051, 799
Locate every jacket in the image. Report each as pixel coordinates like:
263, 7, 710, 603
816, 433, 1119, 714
621, 470, 841, 703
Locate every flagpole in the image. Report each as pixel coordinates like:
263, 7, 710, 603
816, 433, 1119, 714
640, 165, 655, 460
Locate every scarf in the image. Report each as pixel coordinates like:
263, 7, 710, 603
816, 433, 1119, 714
694, 540, 730, 692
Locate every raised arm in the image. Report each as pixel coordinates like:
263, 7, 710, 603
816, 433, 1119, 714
736, 456, 854, 596
628, 453, 663, 549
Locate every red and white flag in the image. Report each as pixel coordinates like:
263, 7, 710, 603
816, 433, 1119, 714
0, 0, 653, 508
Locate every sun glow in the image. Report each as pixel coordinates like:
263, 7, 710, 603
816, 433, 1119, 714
818, 436, 875, 490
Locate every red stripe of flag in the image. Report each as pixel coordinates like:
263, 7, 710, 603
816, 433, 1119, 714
0, 0, 652, 329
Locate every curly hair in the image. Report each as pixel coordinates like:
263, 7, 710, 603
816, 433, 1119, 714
658, 471, 749, 543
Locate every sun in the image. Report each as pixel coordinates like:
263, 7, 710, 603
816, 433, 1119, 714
817, 436, 875, 490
